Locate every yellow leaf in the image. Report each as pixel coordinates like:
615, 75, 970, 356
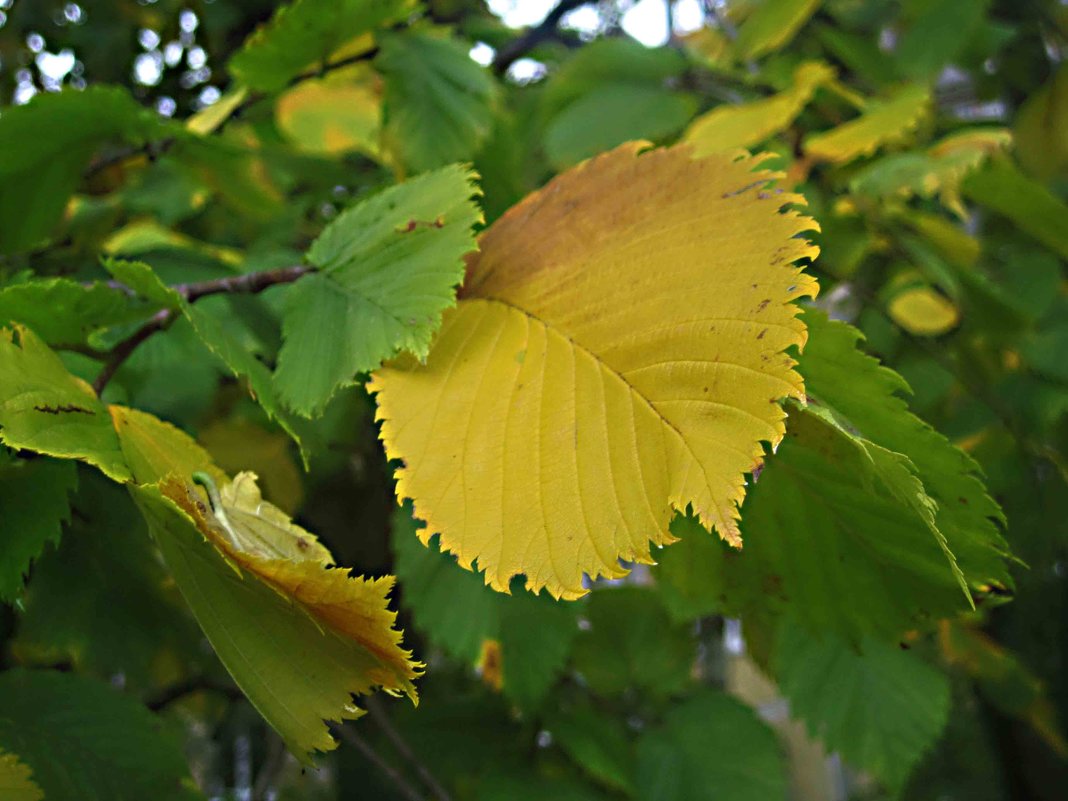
103, 219, 242, 265
186, 86, 249, 136
371, 143, 818, 599
276, 65, 383, 158
805, 85, 930, 164
0, 751, 43, 801
199, 418, 304, 515
685, 61, 834, 154
888, 286, 960, 336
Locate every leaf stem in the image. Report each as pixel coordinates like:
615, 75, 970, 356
365, 696, 452, 801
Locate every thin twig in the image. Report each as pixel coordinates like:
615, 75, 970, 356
144, 675, 243, 712
330, 723, 425, 801
84, 47, 380, 179
365, 696, 451, 801
91, 264, 313, 395
492, 0, 587, 74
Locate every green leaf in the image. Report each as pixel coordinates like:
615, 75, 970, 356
572, 587, 694, 698
228, 0, 410, 92
800, 311, 1012, 598
540, 38, 688, 120
1014, 64, 1068, 181
12, 469, 206, 690
548, 704, 636, 793
635, 690, 786, 801
0, 456, 77, 602
0, 326, 130, 481
392, 506, 578, 710
774, 619, 951, 792
275, 165, 481, 415
376, 30, 498, 172
735, 0, 822, 61
0, 87, 166, 254
655, 513, 732, 623
894, 0, 990, 80
544, 83, 697, 169
0, 669, 202, 800
962, 158, 1068, 260
0, 278, 150, 348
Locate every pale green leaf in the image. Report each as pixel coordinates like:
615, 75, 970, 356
275, 165, 481, 415
0, 278, 150, 348
376, 30, 498, 172
775, 619, 951, 791
0, 670, 202, 800
0, 326, 130, 481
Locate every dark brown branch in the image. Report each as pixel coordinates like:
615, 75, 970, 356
84, 47, 380, 179
492, 0, 587, 74
330, 723, 426, 801
144, 675, 243, 712
365, 696, 451, 801
92, 264, 313, 395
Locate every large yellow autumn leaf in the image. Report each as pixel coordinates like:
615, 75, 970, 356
371, 143, 818, 599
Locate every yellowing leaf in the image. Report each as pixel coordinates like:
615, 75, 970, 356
136, 474, 419, 760
276, 66, 382, 158
685, 61, 835, 155
371, 143, 818, 599
804, 85, 930, 164
0, 751, 44, 801
888, 286, 960, 336
186, 86, 248, 136
105, 404, 418, 759
0, 326, 130, 481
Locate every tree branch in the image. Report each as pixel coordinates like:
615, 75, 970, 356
331, 723, 426, 801
492, 0, 587, 74
92, 264, 313, 395
84, 46, 380, 179
144, 675, 243, 712
365, 696, 451, 801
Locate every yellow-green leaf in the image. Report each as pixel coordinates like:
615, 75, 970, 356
133, 474, 419, 761
735, 0, 823, 60
0, 326, 130, 481
888, 286, 960, 336
276, 65, 383, 159
0, 751, 43, 801
804, 85, 930, 164
371, 143, 818, 599
685, 61, 835, 155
